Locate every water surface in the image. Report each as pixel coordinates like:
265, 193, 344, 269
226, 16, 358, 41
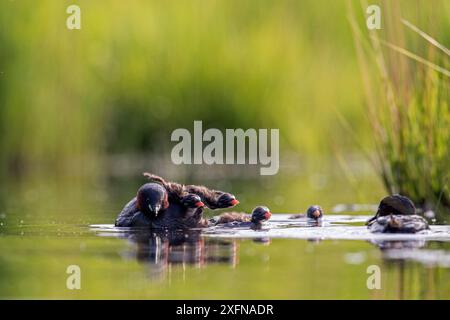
1, 211, 449, 299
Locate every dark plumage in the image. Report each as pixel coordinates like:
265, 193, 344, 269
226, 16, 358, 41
180, 193, 205, 209
367, 194, 429, 233
210, 206, 271, 229
152, 194, 206, 229
185, 185, 239, 209
289, 205, 324, 221
250, 206, 272, 223
115, 183, 169, 227
143, 172, 239, 209
116, 186, 206, 229
116, 173, 240, 229
306, 205, 323, 220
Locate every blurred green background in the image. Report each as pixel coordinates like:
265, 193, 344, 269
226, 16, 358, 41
0, 0, 389, 213
1, 0, 448, 199
0, 0, 448, 299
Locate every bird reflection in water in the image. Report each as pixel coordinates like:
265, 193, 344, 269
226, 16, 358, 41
122, 229, 270, 279
367, 239, 447, 299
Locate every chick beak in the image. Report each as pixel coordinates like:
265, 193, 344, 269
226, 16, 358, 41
230, 199, 239, 206
195, 201, 205, 208
312, 210, 321, 218
264, 211, 272, 220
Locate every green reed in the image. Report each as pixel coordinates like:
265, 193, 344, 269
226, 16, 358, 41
349, 0, 449, 216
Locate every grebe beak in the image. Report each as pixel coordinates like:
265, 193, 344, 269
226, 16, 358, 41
195, 201, 205, 208
149, 204, 161, 216
312, 210, 321, 218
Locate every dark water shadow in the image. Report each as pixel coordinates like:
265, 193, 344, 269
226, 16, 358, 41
368, 239, 450, 299
112, 229, 271, 279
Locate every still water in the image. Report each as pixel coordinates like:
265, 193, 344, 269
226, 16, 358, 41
0, 172, 449, 299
